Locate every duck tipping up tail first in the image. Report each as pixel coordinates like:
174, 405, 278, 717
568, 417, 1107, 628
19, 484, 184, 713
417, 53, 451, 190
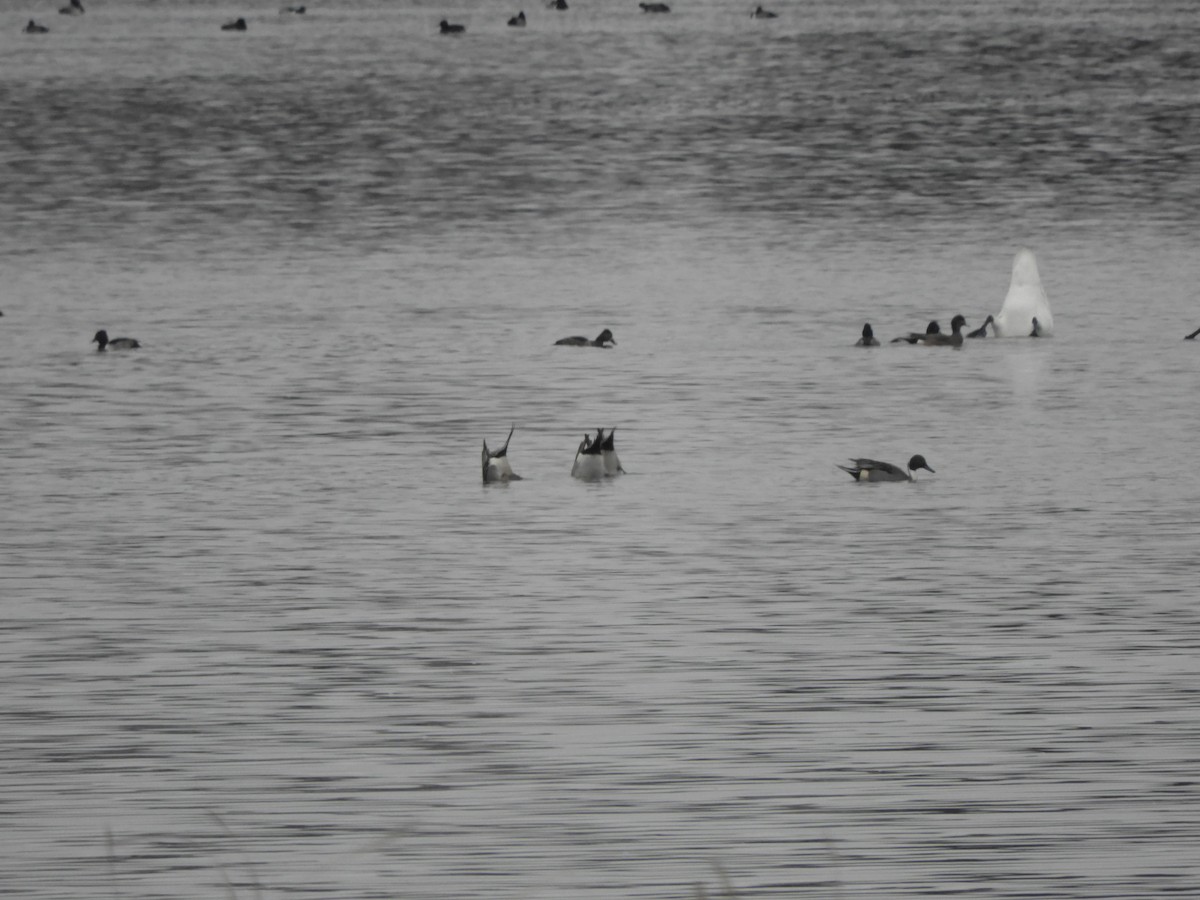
482, 426, 522, 483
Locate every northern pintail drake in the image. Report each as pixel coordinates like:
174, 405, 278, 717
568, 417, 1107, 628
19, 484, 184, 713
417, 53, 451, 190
600, 427, 624, 476
571, 430, 606, 480
482, 426, 522, 483
1185, 326, 1200, 340
855, 323, 880, 347
919, 314, 967, 347
639, 2, 670, 11
221, 17, 247, 30
838, 455, 934, 483
993, 248, 1054, 337
507, 10, 526, 25
24, 19, 50, 32
751, 5, 777, 17
892, 320, 940, 344
967, 314, 993, 338
555, 328, 616, 348
92, 329, 140, 351
59, 0, 83, 13
439, 18, 465, 32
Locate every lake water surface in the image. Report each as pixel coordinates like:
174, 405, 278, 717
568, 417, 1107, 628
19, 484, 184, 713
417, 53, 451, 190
2, 1, 1200, 897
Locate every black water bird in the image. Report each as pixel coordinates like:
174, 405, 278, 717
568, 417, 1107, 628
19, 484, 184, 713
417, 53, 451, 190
855, 323, 880, 347
92, 329, 140, 351
555, 328, 616, 348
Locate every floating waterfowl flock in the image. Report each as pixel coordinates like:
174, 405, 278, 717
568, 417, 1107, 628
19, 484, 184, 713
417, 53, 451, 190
72, 248, 1164, 486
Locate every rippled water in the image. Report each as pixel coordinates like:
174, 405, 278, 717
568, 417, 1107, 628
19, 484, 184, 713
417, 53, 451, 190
3, 1, 1200, 897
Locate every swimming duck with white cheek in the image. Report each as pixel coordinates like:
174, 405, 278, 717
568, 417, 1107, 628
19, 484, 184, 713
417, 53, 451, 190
838, 455, 934, 483
92, 329, 140, 351
482, 426, 522, 484
855, 323, 880, 347
555, 328, 616, 348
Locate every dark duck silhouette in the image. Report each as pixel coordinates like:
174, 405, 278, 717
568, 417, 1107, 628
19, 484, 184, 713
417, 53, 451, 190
92, 329, 140, 351
555, 328, 616, 348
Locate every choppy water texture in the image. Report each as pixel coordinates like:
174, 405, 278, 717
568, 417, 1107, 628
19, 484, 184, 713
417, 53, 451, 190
3, 1, 1200, 897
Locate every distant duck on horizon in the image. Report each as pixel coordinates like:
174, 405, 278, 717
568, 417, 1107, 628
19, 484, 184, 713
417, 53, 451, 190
25, 19, 50, 32
221, 17, 247, 30
508, 10, 526, 25
59, 0, 83, 14
439, 18, 465, 33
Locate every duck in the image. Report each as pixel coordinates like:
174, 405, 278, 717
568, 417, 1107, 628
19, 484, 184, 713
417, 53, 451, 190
507, 10, 526, 25
571, 430, 607, 480
751, 5, 777, 17
919, 314, 968, 347
1185, 326, 1200, 340
600, 427, 624, 476
221, 17, 247, 30
439, 18, 465, 33
92, 329, 140, 351
891, 320, 940, 344
838, 455, 934, 483
548, 0, 568, 8
855, 323, 880, 347
967, 314, 993, 338
1030, 317, 1042, 338
555, 328, 616, 348
59, 0, 83, 14
993, 248, 1054, 337
482, 426, 522, 484
24, 19, 50, 32
280, 5, 306, 12
639, 2, 670, 11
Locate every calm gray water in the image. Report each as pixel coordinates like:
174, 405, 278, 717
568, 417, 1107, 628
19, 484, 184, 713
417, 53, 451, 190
3, 1, 1200, 897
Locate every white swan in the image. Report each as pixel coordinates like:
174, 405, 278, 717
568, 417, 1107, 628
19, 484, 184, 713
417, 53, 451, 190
993, 248, 1054, 337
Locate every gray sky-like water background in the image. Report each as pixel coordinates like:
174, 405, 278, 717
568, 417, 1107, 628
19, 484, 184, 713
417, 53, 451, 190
2, 0, 1200, 897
